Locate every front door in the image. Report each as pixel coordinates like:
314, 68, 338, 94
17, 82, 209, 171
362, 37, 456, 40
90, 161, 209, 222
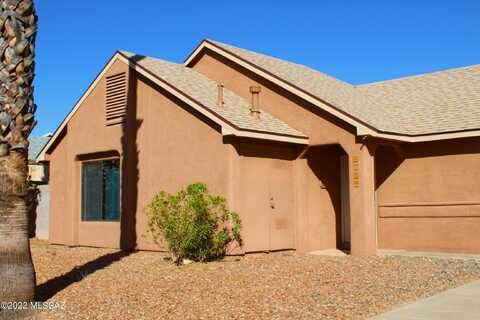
240, 150, 294, 252
268, 161, 294, 251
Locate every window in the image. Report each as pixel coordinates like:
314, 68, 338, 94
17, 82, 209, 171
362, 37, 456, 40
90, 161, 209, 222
81, 159, 120, 221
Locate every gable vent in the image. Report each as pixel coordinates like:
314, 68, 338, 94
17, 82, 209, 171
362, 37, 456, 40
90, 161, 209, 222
105, 72, 127, 126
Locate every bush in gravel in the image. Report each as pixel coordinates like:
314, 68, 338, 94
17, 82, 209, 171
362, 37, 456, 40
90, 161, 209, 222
146, 182, 241, 264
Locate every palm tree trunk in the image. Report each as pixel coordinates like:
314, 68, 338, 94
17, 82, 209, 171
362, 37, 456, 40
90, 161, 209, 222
0, 150, 35, 303
0, 0, 38, 310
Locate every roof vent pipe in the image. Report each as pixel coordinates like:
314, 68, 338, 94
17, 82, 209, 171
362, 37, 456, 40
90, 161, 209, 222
249, 85, 261, 119
217, 83, 224, 107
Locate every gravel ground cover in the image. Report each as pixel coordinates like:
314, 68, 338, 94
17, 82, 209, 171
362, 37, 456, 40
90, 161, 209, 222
29, 239, 480, 320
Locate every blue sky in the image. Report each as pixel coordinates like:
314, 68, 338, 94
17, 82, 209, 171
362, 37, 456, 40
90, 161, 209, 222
33, 0, 480, 135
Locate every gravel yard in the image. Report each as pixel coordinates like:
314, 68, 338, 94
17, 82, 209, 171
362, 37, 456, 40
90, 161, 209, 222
30, 240, 480, 320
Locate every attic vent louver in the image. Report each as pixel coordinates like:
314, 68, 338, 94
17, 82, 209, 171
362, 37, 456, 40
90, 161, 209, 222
105, 72, 127, 126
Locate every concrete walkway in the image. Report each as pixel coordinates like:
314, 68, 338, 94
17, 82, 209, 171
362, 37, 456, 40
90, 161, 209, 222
370, 280, 480, 320
378, 249, 480, 261
308, 249, 347, 257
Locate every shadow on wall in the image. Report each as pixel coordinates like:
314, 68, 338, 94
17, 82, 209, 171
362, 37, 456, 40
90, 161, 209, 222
305, 145, 345, 249
35, 56, 145, 301
120, 55, 143, 251
375, 145, 404, 189
27, 183, 40, 238
232, 139, 299, 160
35, 250, 131, 301
375, 138, 480, 192
404, 137, 480, 159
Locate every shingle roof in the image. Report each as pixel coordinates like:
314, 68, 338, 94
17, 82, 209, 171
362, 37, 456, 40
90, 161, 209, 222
357, 65, 480, 135
121, 51, 306, 139
29, 136, 50, 160
206, 40, 480, 136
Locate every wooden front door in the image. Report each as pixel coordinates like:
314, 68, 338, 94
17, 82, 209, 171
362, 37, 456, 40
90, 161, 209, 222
240, 151, 294, 252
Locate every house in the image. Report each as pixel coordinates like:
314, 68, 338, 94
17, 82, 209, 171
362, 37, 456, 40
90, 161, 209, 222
36, 39, 480, 255
29, 134, 51, 239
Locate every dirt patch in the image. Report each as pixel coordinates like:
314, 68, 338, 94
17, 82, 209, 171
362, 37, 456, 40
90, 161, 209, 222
29, 240, 480, 319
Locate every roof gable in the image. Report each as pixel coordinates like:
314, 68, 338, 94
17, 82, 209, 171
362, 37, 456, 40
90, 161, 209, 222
120, 52, 306, 139
185, 39, 480, 142
36, 52, 308, 161
197, 40, 392, 130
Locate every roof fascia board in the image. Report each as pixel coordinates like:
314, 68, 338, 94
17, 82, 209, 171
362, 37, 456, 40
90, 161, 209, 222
375, 130, 480, 143
221, 127, 308, 144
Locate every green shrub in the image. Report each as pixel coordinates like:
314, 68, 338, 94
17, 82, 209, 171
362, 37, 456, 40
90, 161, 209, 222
146, 182, 241, 264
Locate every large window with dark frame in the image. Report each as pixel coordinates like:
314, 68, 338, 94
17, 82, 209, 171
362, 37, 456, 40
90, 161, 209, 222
81, 159, 120, 221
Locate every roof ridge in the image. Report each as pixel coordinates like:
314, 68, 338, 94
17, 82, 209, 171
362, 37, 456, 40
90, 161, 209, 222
203, 39, 396, 132
196, 39, 480, 137
205, 40, 480, 91
357, 63, 480, 87
119, 50, 181, 66
205, 39, 354, 87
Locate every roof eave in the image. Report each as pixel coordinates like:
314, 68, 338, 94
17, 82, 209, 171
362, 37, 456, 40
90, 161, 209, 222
370, 129, 480, 143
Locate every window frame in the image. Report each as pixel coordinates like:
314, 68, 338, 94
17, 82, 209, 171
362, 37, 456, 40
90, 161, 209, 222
80, 157, 121, 222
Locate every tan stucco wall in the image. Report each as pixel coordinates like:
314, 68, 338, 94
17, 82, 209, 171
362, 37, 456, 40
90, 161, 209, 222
190, 50, 377, 255
132, 74, 233, 250
49, 130, 69, 244
376, 138, 480, 253
48, 58, 235, 250
48, 58, 304, 252
49, 59, 128, 248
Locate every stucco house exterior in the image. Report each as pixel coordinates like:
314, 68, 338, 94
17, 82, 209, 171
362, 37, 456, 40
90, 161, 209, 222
36, 39, 480, 255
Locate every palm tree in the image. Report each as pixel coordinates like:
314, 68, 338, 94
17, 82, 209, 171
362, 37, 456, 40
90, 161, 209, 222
0, 0, 37, 304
